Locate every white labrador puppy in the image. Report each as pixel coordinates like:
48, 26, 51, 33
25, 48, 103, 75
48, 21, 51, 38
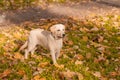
19, 24, 65, 64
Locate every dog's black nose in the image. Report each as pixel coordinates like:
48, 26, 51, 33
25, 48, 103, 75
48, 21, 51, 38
63, 34, 65, 37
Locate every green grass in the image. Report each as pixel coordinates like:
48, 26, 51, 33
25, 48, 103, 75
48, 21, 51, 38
0, 14, 120, 80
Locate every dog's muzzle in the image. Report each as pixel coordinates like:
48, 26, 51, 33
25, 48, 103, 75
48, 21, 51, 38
57, 34, 65, 38
63, 34, 65, 37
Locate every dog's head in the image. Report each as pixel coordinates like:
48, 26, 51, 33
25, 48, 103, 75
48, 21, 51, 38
50, 24, 65, 39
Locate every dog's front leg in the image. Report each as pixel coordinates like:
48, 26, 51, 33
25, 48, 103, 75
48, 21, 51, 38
50, 50, 57, 64
25, 49, 29, 59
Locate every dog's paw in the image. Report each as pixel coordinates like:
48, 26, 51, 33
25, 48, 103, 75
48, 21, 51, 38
54, 63, 64, 69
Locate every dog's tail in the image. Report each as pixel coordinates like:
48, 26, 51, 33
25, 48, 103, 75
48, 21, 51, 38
19, 41, 28, 51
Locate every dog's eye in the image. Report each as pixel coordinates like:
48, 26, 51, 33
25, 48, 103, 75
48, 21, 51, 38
57, 30, 60, 31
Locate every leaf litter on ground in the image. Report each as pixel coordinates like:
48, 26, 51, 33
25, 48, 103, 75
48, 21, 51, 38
0, 13, 120, 79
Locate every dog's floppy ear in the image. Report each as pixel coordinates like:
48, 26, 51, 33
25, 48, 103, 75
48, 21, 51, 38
50, 25, 56, 33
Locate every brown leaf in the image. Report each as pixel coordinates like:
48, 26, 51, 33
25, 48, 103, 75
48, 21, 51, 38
90, 27, 99, 32
116, 47, 120, 50
77, 73, 84, 80
98, 55, 106, 62
38, 62, 49, 68
14, 52, 23, 59
82, 36, 88, 41
79, 27, 89, 33
74, 54, 84, 60
17, 69, 25, 75
94, 58, 99, 63
0, 69, 11, 78
92, 71, 101, 78
59, 71, 76, 79
33, 75, 41, 80
31, 54, 43, 60
72, 26, 78, 30
60, 70, 84, 80
39, 78, 46, 80
109, 72, 118, 76
98, 36, 104, 42
86, 53, 91, 59
75, 60, 83, 65
97, 46, 105, 52
73, 45, 79, 49
54, 64, 64, 69
22, 75, 28, 80
68, 40, 74, 45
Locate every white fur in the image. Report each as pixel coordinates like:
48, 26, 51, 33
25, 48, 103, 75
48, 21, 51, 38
19, 24, 65, 64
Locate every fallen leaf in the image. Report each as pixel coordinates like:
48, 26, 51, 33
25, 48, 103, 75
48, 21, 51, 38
33, 75, 41, 80
77, 73, 84, 80
72, 26, 78, 30
63, 54, 70, 59
82, 36, 88, 41
94, 58, 99, 63
33, 71, 40, 76
17, 69, 25, 75
109, 72, 118, 76
74, 54, 84, 60
14, 52, 23, 59
38, 62, 49, 68
92, 71, 101, 78
85, 67, 89, 71
60, 70, 83, 80
90, 27, 99, 32
22, 75, 28, 80
68, 40, 74, 45
73, 45, 79, 49
75, 60, 83, 65
0, 69, 11, 78
39, 78, 46, 80
97, 46, 105, 52
59, 71, 76, 79
79, 27, 89, 33
13, 32, 22, 39
98, 55, 106, 62
98, 36, 104, 42
116, 47, 120, 50
54, 64, 64, 69
86, 53, 91, 59
33, 68, 45, 76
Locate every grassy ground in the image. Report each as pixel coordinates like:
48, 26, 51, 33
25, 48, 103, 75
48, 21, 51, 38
0, 14, 120, 80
